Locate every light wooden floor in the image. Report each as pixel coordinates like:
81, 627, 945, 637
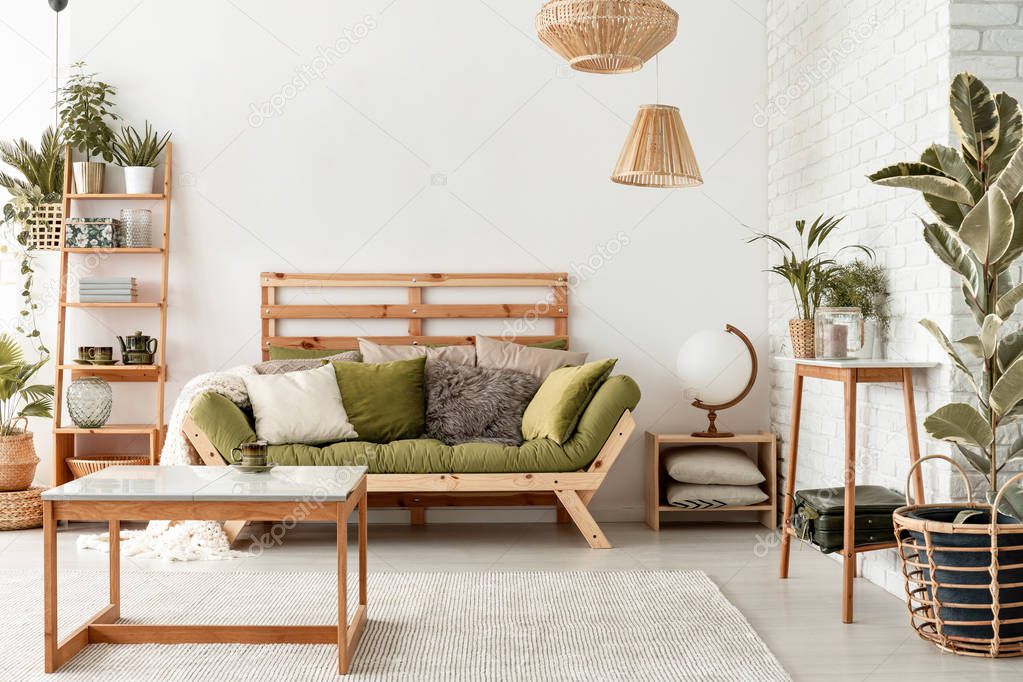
2, 521, 1020, 681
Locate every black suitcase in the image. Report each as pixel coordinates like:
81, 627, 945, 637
791, 485, 904, 553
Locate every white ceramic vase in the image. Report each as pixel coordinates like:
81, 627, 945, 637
72, 162, 105, 194
123, 166, 155, 194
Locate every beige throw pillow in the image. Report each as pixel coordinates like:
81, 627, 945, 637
663, 446, 766, 485
474, 336, 587, 380
358, 338, 476, 366
243, 363, 358, 445
666, 483, 768, 509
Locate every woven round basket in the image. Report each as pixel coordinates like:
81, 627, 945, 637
0, 421, 40, 492
68, 454, 149, 479
788, 319, 815, 359
0, 486, 46, 531
893, 455, 1023, 658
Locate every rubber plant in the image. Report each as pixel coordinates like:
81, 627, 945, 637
868, 72, 1023, 517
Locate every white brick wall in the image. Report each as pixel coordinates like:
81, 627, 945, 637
766, 0, 955, 596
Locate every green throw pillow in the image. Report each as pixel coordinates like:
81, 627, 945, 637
529, 339, 568, 350
269, 346, 345, 360
521, 358, 617, 445
332, 357, 426, 442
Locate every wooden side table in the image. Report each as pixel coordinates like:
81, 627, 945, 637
776, 358, 936, 624
646, 432, 778, 530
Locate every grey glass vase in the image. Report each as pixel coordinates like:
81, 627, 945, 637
66, 377, 112, 428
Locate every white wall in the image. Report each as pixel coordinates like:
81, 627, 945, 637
1, 1, 768, 522
765, 0, 954, 595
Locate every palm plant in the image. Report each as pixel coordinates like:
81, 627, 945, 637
748, 215, 874, 320
868, 72, 1023, 516
0, 127, 63, 197
0, 334, 53, 436
112, 122, 171, 168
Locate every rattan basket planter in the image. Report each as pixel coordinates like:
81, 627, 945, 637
788, 318, 815, 359
26, 202, 63, 250
67, 454, 149, 479
0, 425, 40, 492
0, 486, 45, 531
893, 455, 1023, 658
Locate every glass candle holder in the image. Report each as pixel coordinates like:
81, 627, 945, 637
814, 307, 863, 359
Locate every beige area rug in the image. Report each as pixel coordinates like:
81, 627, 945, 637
2, 570, 790, 681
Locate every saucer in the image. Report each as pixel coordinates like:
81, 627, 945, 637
73, 359, 93, 365
230, 462, 276, 474
90, 359, 117, 365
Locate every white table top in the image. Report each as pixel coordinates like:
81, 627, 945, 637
42, 465, 368, 502
772, 357, 938, 369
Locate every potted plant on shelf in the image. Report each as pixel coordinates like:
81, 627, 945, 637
112, 122, 171, 194
748, 215, 873, 358
0, 334, 53, 492
0, 126, 64, 250
868, 72, 1023, 657
822, 260, 890, 359
57, 61, 117, 194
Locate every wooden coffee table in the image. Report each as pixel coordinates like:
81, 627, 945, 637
41, 465, 368, 675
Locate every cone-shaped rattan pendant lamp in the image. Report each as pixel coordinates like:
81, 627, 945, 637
611, 104, 702, 188
536, 0, 679, 74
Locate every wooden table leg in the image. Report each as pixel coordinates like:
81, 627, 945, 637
902, 368, 925, 504
359, 491, 367, 609
109, 519, 121, 620
337, 502, 349, 674
842, 372, 857, 624
43, 501, 57, 673
779, 369, 804, 579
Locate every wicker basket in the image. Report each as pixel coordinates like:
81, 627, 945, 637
0, 486, 45, 530
788, 318, 815, 359
68, 454, 149, 479
26, 202, 62, 251
0, 421, 39, 492
894, 455, 1023, 658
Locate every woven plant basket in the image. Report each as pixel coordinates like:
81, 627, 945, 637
0, 486, 45, 531
789, 319, 815, 359
0, 420, 39, 492
68, 454, 149, 479
27, 202, 62, 250
894, 455, 1023, 658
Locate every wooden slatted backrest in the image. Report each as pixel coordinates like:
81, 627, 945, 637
260, 272, 569, 360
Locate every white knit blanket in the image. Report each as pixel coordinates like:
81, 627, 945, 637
79, 366, 257, 561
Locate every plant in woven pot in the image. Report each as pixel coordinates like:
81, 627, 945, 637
58, 61, 118, 194
0, 334, 53, 492
0, 126, 64, 251
748, 215, 873, 358
868, 72, 1023, 656
112, 121, 171, 194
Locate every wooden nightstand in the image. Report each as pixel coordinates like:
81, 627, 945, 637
645, 432, 778, 530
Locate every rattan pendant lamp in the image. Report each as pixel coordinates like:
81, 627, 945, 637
536, 0, 679, 74
610, 59, 702, 188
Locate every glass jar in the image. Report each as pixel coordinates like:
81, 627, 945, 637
66, 377, 113, 428
120, 208, 152, 248
814, 307, 863, 359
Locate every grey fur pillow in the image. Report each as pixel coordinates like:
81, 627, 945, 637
425, 361, 539, 446
254, 351, 362, 375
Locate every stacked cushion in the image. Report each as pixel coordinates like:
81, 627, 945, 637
475, 336, 587, 380
242, 363, 358, 445
522, 358, 617, 445
358, 338, 476, 366
332, 357, 426, 442
254, 350, 362, 375
662, 446, 767, 508
425, 362, 539, 446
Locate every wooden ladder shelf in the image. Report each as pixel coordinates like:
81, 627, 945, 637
51, 143, 173, 486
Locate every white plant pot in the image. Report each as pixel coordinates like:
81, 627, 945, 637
123, 166, 155, 194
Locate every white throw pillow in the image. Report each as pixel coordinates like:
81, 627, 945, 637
243, 363, 358, 445
663, 446, 766, 485
474, 335, 587, 380
666, 483, 768, 509
358, 338, 476, 366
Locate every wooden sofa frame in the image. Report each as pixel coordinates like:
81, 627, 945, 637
182, 272, 636, 549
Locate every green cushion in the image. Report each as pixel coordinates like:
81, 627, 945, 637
268, 346, 343, 360
521, 358, 617, 445
188, 375, 640, 473
529, 339, 568, 350
332, 357, 425, 442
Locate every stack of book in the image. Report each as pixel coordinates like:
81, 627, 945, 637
79, 277, 137, 303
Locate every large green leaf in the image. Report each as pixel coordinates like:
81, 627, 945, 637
991, 354, 1023, 416
960, 187, 1014, 264
0, 336, 24, 367
922, 144, 984, 201
990, 92, 1023, 180
924, 402, 994, 447
999, 483, 1023, 521
869, 162, 974, 204
920, 318, 980, 393
999, 328, 1023, 372
998, 281, 1023, 318
922, 220, 979, 289
951, 72, 1000, 166
956, 443, 993, 475
981, 314, 1003, 357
